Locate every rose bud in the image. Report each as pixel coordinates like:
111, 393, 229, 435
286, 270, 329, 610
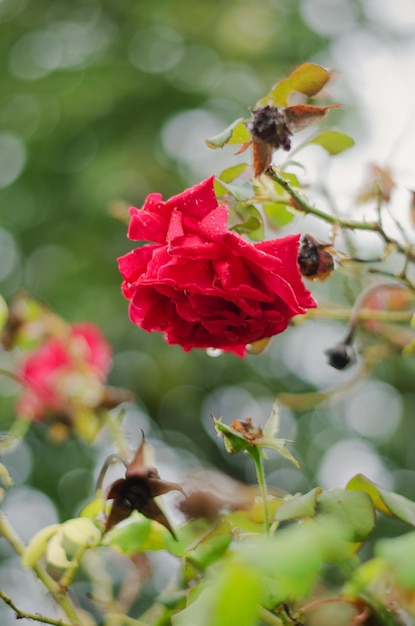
298, 234, 337, 281
325, 342, 357, 370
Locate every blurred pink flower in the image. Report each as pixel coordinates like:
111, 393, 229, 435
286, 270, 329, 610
16, 323, 112, 421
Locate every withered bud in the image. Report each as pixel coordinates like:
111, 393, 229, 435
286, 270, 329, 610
177, 469, 255, 522
230, 417, 263, 442
325, 342, 357, 370
298, 234, 336, 281
104, 434, 185, 538
248, 105, 292, 151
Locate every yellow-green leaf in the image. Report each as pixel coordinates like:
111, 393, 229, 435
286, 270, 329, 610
258, 63, 332, 108
218, 163, 249, 183
22, 524, 60, 567
275, 488, 322, 521
206, 119, 250, 149
307, 130, 354, 155
347, 473, 415, 525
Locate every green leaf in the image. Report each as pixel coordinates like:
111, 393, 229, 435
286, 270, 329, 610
241, 527, 323, 599
114, 516, 174, 553
212, 560, 262, 626
212, 416, 252, 454
61, 518, 101, 555
206, 119, 250, 149
79, 495, 106, 518
347, 473, 415, 526
22, 524, 61, 567
258, 63, 332, 108
218, 163, 249, 183
231, 204, 264, 241
257, 437, 300, 468
263, 401, 280, 439
306, 130, 355, 155
275, 487, 322, 521
217, 180, 253, 202
46, 530, 71, 569
376, 532, 415, 588
174, 560, 262, 626
103, 515, 152, 553
0, 295, 8, 335
264, 202, 295, 227
317, 489, 375, 543
186, 534, 232, 570
343, 557, 387, 597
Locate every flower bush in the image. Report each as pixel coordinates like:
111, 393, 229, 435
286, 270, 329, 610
2, 62, 415, 626
118, 176, 316, 356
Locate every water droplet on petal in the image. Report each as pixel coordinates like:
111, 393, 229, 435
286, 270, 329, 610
206, 347, 222, 357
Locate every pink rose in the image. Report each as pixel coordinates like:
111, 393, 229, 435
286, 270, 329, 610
118, 177, 316, 356
16, 323, 112, 420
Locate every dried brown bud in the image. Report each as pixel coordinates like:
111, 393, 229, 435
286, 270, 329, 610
298, 234, 337, 281
325, 342, 357, 370
104, 435, 184, 538
248, 106, 293, 151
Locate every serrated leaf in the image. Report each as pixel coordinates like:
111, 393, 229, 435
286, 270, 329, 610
22, 524, 61, 568
258, 63, 332, 107
275, 487, 322, 522
347, 473, 415, 525
307, 130, 354, 155
206, 119, 250, 149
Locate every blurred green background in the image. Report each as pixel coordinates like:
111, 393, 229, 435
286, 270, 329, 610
1, 1, 415, 619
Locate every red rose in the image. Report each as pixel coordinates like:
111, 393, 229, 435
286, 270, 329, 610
16, 323, 112, 420
118, 177, 316, 356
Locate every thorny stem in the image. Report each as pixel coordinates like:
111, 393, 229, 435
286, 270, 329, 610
302, 307, 413, 324
271, 169, 415, 266
0, 512, 82, 625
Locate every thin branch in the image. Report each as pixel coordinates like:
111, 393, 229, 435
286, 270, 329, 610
0, 512, 82, 625
258, 606, 284, 626
0, 587, 72, 626
302, 306, 413, 324
270, 169, 415, 265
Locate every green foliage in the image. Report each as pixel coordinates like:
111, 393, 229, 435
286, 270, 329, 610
305, 129, 355, 155
2, 12, 415, 623
257, 62, 332, 107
